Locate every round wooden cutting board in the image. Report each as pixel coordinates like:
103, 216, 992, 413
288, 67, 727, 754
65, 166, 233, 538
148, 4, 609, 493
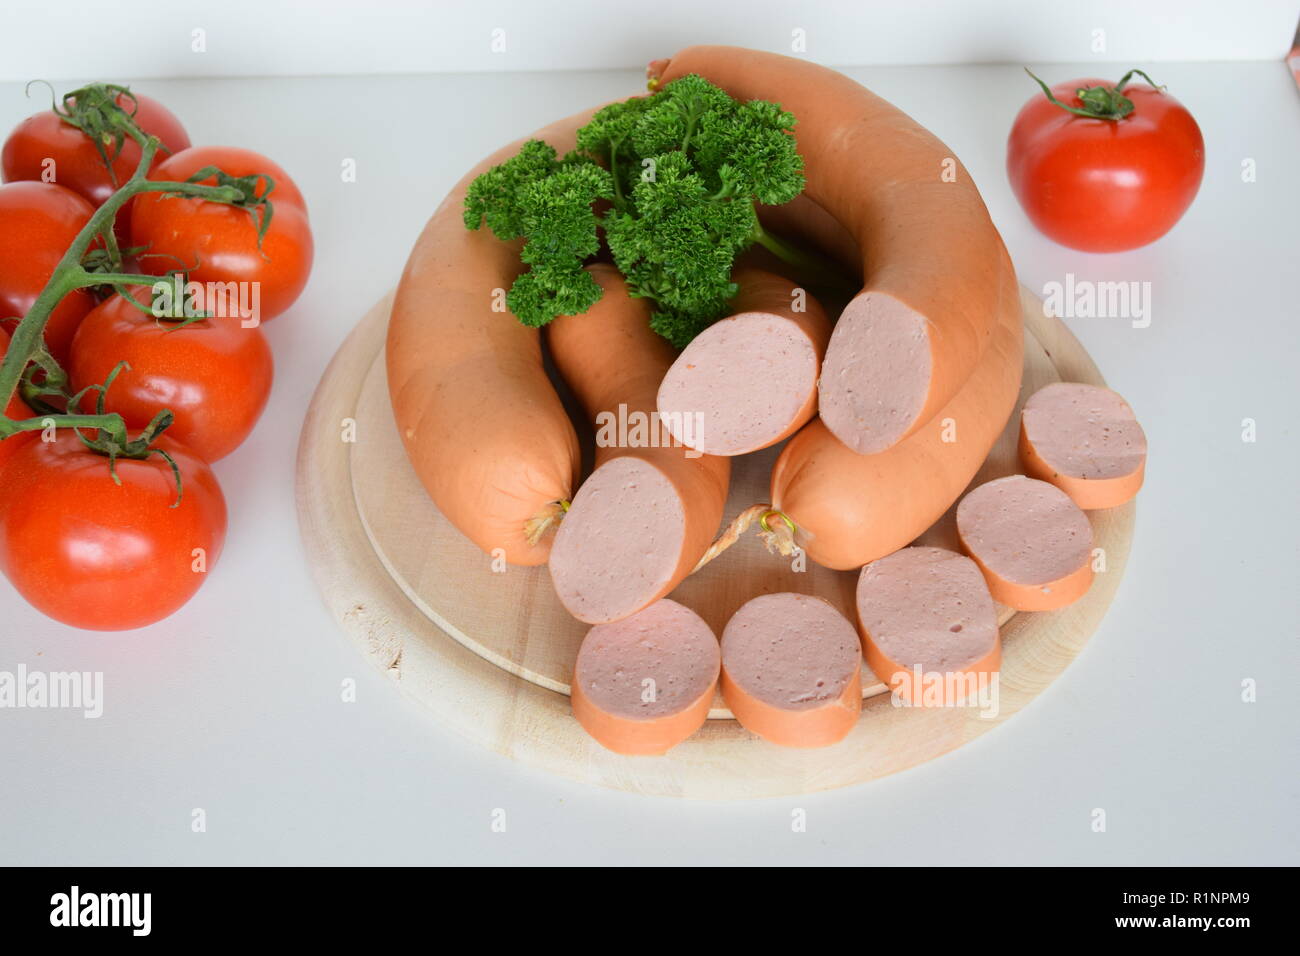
296, 286, 1134, 799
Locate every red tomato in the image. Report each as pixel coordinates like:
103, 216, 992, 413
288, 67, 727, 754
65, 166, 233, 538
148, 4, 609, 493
69, 287, 274, 462
130, 146, 313, 321
2, 90, 190, 240
0, 327, 37, 474
0, 181, 97, 364
1007, 76, 1204, 252
0, 432, 226, 631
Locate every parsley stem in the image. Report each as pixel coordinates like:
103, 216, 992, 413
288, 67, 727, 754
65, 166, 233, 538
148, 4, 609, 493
608, 140, 625, 208
751, 224, 857, 300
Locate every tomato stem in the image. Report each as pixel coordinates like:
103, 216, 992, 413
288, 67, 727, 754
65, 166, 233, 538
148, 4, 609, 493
1025, 67, 1167, 121
1113, 69, 1164, 95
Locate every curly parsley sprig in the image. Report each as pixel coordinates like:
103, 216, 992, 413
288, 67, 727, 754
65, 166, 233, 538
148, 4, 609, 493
464, 75, 843, 347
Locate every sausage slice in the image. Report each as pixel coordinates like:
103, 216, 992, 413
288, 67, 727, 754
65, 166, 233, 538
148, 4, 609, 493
855, 547, 1000, 704
720, 593, 861, 747
571, 599, 720, 755
656, 268, 830, 456
1019, 382, 1147, 509
550, 456, 687, 623
956, 475, 1094, 611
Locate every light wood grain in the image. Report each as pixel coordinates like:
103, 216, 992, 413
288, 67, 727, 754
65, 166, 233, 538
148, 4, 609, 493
296, 286, 1134, 798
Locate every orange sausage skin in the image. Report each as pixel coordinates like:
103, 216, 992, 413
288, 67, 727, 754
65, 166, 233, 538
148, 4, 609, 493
960, 545, 1094, 612
720, 666, 860, 748
387, 110, 595, 566
571, 680, 714, 756
863, 640, 1001, 708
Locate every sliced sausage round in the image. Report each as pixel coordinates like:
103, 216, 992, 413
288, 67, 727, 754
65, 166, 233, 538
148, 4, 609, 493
571, 599, 720, 755
855, 547, 1000, 704
956, 475, 1094, 611
550, 456, 688, 623
656, 268, 830, 456
720, 593, 861, 747
1019, 382, 1147, 510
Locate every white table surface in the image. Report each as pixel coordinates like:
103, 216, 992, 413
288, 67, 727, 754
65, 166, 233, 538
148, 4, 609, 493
1, 59, 1296, 866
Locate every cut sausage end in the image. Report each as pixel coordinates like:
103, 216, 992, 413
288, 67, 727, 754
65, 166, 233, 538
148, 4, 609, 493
548, 456, 686, 624
856, 547, 1000, 706
956, 475, 1094, 611
819, 290, 932, 455
720, 592, 861, 747
657, 311, 819, 456
1020, 382, 1147, 510
571, 599, 720, 755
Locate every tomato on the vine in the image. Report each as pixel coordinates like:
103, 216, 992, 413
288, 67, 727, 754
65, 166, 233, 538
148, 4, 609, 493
2, 89, 190, 238
0, 432, 227, 631
69, 286, 274, 462
0, 180, 97, 364
131, 146, 313, 321
1006, 70, 1204, 252
0, 327, 36, 474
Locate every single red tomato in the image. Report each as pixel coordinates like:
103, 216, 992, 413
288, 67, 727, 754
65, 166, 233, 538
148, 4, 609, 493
0, 180, 98, 364
1007, 70, 1204, 252
131, 146, 313, 321
2, 88, 191, 238
0, 432, 227, 631
69, 286, 274, 462
0, 327, 37, 474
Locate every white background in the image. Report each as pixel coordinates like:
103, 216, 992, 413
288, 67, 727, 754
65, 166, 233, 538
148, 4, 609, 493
1, 0, 1298, 79
1, 2, 1298, 865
